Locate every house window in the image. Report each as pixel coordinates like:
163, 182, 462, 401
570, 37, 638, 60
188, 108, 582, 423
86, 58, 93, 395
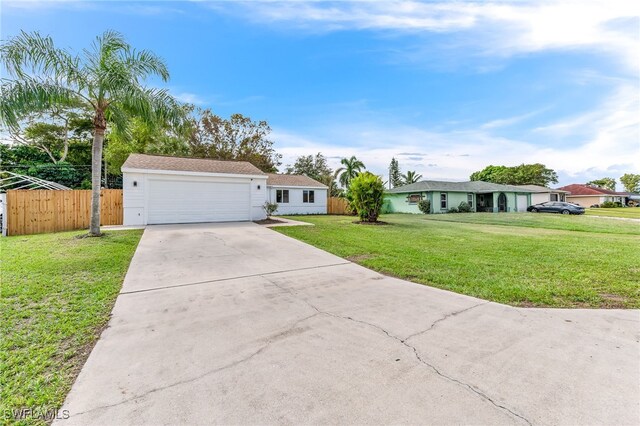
408, 194, 422, 204
467, 193, 473, 207
303, 190, 315, 203
440, 193, 447, 210
550, 193, 559, 201
276, 189, 289, 203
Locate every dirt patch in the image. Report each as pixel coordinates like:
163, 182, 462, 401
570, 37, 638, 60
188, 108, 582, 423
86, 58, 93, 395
352, 220, 390, 225
254, 219, 285, 225
598, 293, 629, 309
347, 254, 375, 262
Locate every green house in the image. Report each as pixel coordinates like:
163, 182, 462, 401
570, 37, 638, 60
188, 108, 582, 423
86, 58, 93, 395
385, 181, 536, 214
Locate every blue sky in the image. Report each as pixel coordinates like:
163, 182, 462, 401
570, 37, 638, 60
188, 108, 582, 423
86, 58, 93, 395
2, 0, 639, 187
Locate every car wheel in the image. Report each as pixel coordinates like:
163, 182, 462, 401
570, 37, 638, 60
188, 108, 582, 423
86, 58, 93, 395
530, 208, 538, 213
561, 210, 570, 215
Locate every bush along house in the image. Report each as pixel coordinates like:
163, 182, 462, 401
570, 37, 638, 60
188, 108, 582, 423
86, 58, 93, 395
385, 180, 536, 213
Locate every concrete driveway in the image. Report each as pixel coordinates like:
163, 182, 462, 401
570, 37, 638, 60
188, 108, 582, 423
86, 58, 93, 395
59, 222, 639, 425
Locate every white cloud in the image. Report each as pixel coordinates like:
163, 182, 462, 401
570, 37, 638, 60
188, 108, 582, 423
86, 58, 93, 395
273, 82, 640, 186
213, 0, 639, 73
480, 109, 547, 130
171, 91, 206, 105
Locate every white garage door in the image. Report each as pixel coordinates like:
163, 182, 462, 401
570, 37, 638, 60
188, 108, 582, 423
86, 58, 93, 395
147, 179, 251, 224
516, 195, 528, 212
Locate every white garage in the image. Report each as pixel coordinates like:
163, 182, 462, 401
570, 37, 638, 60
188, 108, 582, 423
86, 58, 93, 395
122, 154, 267, 225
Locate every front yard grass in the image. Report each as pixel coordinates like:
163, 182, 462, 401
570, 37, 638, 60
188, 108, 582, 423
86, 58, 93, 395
275, 214, 639, 308
1, 230, 142, 425
585, 207, 640, 219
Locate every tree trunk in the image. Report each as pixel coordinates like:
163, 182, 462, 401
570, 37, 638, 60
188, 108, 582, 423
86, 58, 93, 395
89, 128, 104, 236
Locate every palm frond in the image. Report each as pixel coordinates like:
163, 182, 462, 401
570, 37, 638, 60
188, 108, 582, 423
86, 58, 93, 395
124, 49, 170, 81
0, 31, 83, 85
0, 79, 81, 129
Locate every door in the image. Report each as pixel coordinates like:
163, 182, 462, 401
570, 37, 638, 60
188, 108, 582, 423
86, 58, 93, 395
516, 195, 528, 212
146, 178, 251, 224
498, 193, 507, 212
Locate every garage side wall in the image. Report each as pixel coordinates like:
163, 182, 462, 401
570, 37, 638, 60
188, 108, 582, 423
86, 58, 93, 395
531, 193, 550, 204
251, 178, 268, 220
123, 172, 146, 225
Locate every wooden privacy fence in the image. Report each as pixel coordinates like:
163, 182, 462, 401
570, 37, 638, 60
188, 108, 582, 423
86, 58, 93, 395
5, 189, 123, 236
327, 196, 350, 215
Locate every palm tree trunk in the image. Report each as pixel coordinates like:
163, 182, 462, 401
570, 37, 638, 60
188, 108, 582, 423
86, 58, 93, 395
89, 128, 104, 236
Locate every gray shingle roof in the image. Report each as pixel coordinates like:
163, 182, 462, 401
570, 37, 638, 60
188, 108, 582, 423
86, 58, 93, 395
387, 180, 537, 194
122, 154, 265, 176
266, 174, 327, 188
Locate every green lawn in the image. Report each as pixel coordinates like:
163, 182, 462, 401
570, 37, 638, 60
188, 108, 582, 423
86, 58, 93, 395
585, 207, 640, 219
1, 230, 142, 425
276, 214, 640, 309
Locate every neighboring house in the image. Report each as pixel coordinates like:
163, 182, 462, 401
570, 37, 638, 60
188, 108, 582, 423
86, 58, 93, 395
386, 180, 535, 213
558, 184, 628, 207
266, 174, 328, 215
121, 154, 328, 226
515, 185, 569, 204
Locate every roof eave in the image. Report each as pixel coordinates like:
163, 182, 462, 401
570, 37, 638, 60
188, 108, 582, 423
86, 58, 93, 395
121, 167, 267, 179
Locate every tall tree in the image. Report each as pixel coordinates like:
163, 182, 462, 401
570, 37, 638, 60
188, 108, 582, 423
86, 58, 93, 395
335, 155, 365, 188
389, 157, 402, 188
470, 163, 558, 186
285, 152, 332, 182
586, 177, 616, 191
6, 106, 92, 164
401, 170, 422, 185
620, 173, 640, 193
188, 110, 281, 172
1, 30, 184, 236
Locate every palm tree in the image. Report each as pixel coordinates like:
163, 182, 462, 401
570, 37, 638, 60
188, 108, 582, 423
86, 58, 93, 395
1, 30, 184, 236
402, 170, 422, 185
335, 155, 365, 188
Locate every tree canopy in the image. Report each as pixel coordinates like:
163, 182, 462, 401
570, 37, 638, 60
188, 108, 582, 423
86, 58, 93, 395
586, 177, 616, 191
389, 157, 402, 188
187, 110, 281, 173
620, 173, 640, 193
6, 106, 93, 164
402, 170, 422, 185
470, 163, 558, 187
335, 156, 365, 188
285, 152, 333, 181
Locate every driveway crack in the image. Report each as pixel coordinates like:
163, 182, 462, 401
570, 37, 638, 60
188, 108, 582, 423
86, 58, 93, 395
70, 312, 320, 419
263, 277, 531, 425
402, 301, 490, 343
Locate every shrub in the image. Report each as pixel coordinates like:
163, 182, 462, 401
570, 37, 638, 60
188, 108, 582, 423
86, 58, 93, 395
418, 199, 431, 214
349, 172, 385, 222
27, 162, 82, 188
262, 202, 278, 218
458, 201, 473, 213
447, 206, 459, 213
600, 201, 619, 208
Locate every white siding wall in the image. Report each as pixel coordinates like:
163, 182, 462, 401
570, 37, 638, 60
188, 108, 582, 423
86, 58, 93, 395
123, 172, 146, 225
268, 187, 327, 215
251, 178, 268, 220
531, 193, 550, 205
